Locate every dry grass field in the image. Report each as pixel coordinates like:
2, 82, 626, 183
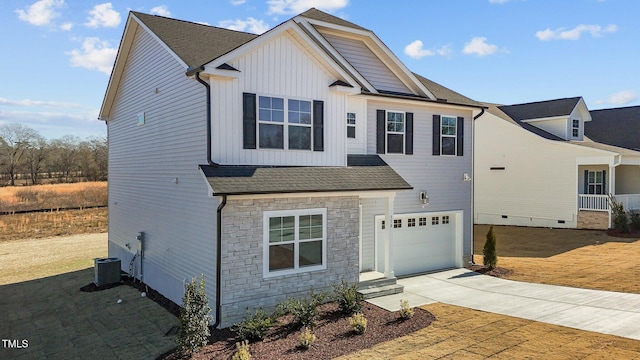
0, 207, 107, 242
0, 181, 107, 213
474, 225, 640, 294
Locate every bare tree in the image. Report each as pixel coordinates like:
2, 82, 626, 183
48, 135, 81, 182
24, 135, 48, 185
0, 123, 40, 186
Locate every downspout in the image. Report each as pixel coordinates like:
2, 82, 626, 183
213, 194, 227, 328
186, 65, 223, 327
470, 108, 485, 265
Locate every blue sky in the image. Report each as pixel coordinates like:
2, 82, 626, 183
1, 0, 638, 139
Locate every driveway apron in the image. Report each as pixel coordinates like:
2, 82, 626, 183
368, 268, 640, 340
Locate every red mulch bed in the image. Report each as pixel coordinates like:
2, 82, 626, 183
167, 302, 434, 360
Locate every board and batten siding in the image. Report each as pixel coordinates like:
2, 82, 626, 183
474, 112, 609, 228
107, 26, 218, 308
321, 33, 410, 94
359, 99, 474, 268
210, 32, 346, 166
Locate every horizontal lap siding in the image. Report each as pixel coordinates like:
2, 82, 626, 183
108, 27, 218, 307
365, 100, 474, 260
474, 113, 607, 228
212, 32, 346, 166
322, 33, 410, 94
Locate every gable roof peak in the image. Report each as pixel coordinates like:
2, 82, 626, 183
297, 8, 369, 31
498, 96, 583, 121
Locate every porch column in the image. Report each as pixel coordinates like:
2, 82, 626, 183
609, 165, 615, 229
384, 194, 395, 279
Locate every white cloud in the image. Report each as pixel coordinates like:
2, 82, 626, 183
60, 22, 72, 30
66, 37, 117, 75
218, 18, 270, 34
15, 0, 64, 26
231, 0, 246, 5
463, 37, 504, 56
596, 90, 638, 105
85, 3, 121, 28
267, 0, 348, 15
404, 40, 451, 59
0, 98, 81, 108
535, 24, 617, 41
150, 5, 171, 17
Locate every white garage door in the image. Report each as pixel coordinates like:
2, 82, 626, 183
376, 212, 458, 276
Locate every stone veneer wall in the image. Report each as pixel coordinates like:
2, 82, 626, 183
577, 210, 609, 230
219, 196, 359, 327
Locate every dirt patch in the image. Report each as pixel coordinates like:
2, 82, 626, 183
165, 302, 434, 360
473, 225, 640, 294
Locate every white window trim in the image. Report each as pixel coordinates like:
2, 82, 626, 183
257, 94, 314, 151
587, 170, 605, 195
440, 115, 457, 156
386, 110, 406, 155
347, 112, 356, 139
572, 119, 580, 138
263, 208, 327, 278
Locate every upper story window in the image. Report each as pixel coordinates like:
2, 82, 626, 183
572, 119, 580, 138
264, 208, 327, 277
432, 115, 464, 157
347, 112, 356, 138
441, 116, 457, 155
387, 111, 405, 154
243, 93, 324, 152
376, 109, 414, 155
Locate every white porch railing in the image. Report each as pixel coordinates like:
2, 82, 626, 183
578, 194, 609, 211
616, 194, 640, 211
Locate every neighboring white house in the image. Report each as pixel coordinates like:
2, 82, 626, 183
474, 97, 640, 230
99, 9, 483, 327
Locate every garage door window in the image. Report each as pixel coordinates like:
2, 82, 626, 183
419, 217, 427, 226
393, 219, 402, 228
407, 218, 416, 227
264, 208, 327, 277
442, 216, 450, 224
432, 217, 439, 225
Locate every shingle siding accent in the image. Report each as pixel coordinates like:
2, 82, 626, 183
219, 196, 359, 327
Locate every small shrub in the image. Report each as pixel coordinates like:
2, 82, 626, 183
277, 290, 325, 329
232, 309, 275, 341
177, 275, 212, 356
298, 327, 316, 350
609, 195, 629, 233
483, 225, 498, 270
398, 299, 414, 320
333, 281, 363, 315
630, 210, 640, 230
231, 340, 251, 360
349, 313, 367, 334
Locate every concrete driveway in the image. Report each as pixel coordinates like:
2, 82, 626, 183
368, 268, 640, 340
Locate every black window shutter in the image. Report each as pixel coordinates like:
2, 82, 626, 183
602, 170, 606, 194
583, 170, 588, 194
242, 93, 256, 149
405, 112, 413, 155
376, 110, 386, 154
313, 100, 324, 151
457, 117, 464, 157
432, 115, 441, 155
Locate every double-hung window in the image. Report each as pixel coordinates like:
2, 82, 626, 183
288, 99, 312, 150
347, 112, 356, 139
264, 208, 327, 276
572, 119, 580, 138
258, 96, 285, 149
441, 116, 457, 155
386, 111, 405, 154
587, 171, 605, 195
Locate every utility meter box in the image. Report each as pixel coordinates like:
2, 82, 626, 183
94, 258, 121, 286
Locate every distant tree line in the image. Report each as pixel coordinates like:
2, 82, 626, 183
0, 123, 107, 186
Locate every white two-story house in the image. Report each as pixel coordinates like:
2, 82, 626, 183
99, 9, 483, 327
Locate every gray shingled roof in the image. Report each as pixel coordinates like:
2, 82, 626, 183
200, 155, 412, 195
299, 8, 369, 31
586, 106, 640, 151
132, 11, 257, 68
499, 97, 581, 121
483, 102, 564, 141
413, 73, 482, 108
